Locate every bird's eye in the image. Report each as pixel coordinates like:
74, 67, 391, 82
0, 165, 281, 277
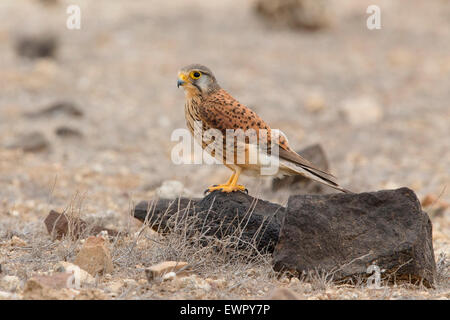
190, 71, 201, 79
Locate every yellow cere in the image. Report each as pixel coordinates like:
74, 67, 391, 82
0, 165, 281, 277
178, 72, 188, 82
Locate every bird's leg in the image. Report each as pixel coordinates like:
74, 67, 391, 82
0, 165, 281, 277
205, 168, 247, 194
223, 173, 236, 186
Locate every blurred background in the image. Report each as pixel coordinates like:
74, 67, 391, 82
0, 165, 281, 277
0, 0, 448, 249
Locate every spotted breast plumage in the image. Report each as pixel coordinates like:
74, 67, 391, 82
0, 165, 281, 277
177, 64, 350, 194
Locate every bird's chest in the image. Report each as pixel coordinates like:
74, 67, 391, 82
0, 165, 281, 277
185, 98, 207, 135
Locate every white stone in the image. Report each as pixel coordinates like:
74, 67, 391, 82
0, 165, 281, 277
0, 290, 22, 300
162, 272, 177, 281
54, 261, 95, 286
156, 180, 191, 198
340, 96, 383, 126
0, 275, 21, 292
122, 279, 137, 287
105, 281, 123, 293
10, 236, 27, 247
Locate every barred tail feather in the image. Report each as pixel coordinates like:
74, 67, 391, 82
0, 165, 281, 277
279, 159, 352, 193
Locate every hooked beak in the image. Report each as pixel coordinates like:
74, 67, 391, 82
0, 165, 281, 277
177, 72, 189, 88
177, 79, 185, 88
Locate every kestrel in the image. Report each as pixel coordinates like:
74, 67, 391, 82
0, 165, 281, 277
177, 64, 350, 194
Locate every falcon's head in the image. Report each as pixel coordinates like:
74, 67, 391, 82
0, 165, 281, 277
177, 64, 220, 96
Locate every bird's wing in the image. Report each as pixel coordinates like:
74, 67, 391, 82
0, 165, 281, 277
201, 90, 332, 172
199, 89, 350, 192
199, 89, 271, 134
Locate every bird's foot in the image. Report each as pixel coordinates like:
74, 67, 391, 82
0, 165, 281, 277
204, 184, 248, 194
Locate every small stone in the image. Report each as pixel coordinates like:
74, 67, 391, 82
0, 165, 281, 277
22, 273, 79, 300
145, 261, 189, 281
0, 290, 22, 300
23, 276, 76, 300
105, 281, 123, 293
10, 236, 27, 247
176, 275, 211, 292
0, 275, 21, 292
122, 279, 137, 287
162, 272, 177, 281
305, 92, 326, 113
302, 283, 313, 293
205, 278, 227, 290
74, 236, 114, 276
265, 287, 304, 300
279, 277, 290, 284
340, 96, 383, 126
15, 34, 58, 59
55, 126, 83, 139
9, 210, 20, 217
25, 101, 83, 118
29, 273, 72, 290
156, 180, 191, 198
54, 261, 95, 286
137, 279, 147, 286
38, 0, 59, 5
7, 132, 49, 152
44, 210, 120, 240
73, 288, 108, 300
388, 48, 416, 67
44, 210, 86, 240
255, 0, 332, 30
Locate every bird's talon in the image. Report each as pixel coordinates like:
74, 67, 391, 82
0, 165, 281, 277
205, 184, 247, 194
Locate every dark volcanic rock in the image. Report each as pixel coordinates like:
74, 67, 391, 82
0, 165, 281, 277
255, 0, 331, 30
272, 144, 331, 194
25, 101, 83, 118
55, 126, 83, 139
273, 188, 436, 286
15, 34, 58, 59
134, 191, 285, 253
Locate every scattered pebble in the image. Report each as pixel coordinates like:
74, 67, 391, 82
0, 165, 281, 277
0, 275, 21, 292
145, 261, 189, 282
340, 96, 383, 126
265, 287, 304, 300
26, 101, 83, 118
255, 0, 332, 30
7, 132, 50, 152
74, 236, 114, 276
10, 236, 27, 247
54, 261, 95, 287
156, 180, 192, 198
175, 275, 211, 292
23, 275, 78, 300
15, 34, 58, 59
162, 272, 177, 281
0, 290, 22, 300
304, 91, 326, 113
55, 126, 84, 139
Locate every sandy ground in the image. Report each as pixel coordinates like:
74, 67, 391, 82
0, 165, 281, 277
0, 0, 449, 299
